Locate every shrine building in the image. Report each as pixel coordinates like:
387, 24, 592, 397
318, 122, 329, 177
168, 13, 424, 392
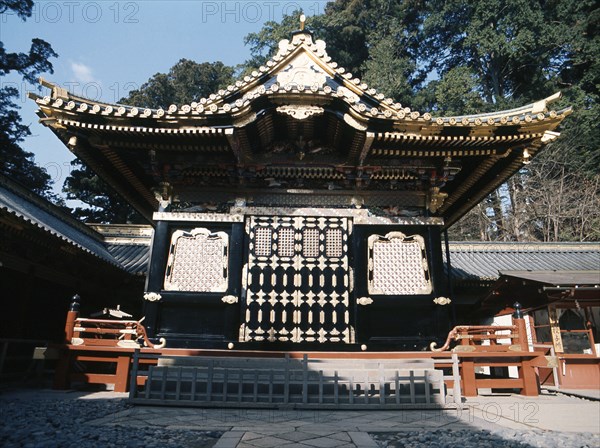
30, 27, 570, 353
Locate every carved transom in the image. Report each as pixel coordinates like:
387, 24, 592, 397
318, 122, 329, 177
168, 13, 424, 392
164, 228, 228, 292
367, 232, 431, 295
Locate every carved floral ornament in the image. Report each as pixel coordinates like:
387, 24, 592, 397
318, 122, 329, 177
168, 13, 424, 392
143, 292, 162, 302
276, 52, 328, 90
357, 297, 373, 306
221, 295, 238, 304
276, 105, 324, 120
433, 297, 452, 306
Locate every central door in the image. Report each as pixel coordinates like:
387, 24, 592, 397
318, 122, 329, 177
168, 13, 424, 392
240, 216, 354, 344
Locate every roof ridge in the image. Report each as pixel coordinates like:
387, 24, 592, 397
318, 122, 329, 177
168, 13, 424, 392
30, 31, 570, 130
0, 174, 104, 243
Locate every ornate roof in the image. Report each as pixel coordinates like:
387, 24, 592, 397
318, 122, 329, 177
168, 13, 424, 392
30, 29, 571, 225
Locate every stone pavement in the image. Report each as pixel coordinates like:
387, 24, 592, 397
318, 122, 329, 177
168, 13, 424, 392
81, 391, 600, 448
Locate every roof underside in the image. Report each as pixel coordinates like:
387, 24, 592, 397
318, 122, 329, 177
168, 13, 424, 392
31, 31, 571, 225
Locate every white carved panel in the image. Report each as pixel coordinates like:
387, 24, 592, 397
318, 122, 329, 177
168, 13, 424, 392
164, 228, 228, 292
368, 232, 431, 295
276, 53, 328, 89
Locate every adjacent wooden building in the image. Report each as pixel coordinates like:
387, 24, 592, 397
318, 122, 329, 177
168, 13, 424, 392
30, 28, 571, 352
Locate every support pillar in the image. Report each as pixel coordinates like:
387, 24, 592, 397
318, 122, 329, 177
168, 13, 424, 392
64, 294, 80, 343
54, 294, 80, 389
512, 302, 539, 396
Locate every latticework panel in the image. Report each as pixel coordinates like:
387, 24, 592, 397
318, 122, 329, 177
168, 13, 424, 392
164, 228, 229, 292
368, 232, 431, 295
242, 216, 354, 343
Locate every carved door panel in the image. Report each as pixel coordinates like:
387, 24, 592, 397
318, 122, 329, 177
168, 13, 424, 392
241, 216, 354, 343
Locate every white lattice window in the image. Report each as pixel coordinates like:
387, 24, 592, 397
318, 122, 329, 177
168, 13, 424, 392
302, 228, 320, 258
325, 228, 343, 258
254, 227, 273, 257
277, 227, 295, 257
164, 228, 228, 292
367, 232, 431, 295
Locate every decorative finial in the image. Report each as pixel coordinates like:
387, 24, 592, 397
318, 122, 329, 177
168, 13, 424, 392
69, 294, 81, 312
300, 14, 306, 31
512, 302, 523, 319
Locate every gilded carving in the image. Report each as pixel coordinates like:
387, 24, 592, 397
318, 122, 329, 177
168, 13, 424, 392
276, 105, 324, 120
242, 216, 353, 344
548, 306, 564, 353
433, 297, 452, 305
428, 187, 448, 213
143, 292, 162, 302
357, 297, 373, 306
221, 295, 238, 304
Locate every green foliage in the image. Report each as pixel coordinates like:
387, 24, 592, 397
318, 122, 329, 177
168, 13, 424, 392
0, 1, 59, 200
430, 66, 488, 115
243, 13, 305, 72
242, 0, 599, 241
422, 0, 555, 105
123, 59, 235, 108
63, 160, 144, 224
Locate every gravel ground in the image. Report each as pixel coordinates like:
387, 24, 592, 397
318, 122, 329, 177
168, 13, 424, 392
371, 428, 600, 448
0, 392, 222, 448
1, 389, 598, 448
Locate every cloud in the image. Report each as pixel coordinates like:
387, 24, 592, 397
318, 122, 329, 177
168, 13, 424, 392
70, 61, 96, 83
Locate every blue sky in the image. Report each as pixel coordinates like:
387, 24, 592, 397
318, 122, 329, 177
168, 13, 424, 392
1, 1, 327, 198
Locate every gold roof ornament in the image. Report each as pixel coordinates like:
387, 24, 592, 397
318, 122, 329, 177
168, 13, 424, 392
300, 14, 306, 31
